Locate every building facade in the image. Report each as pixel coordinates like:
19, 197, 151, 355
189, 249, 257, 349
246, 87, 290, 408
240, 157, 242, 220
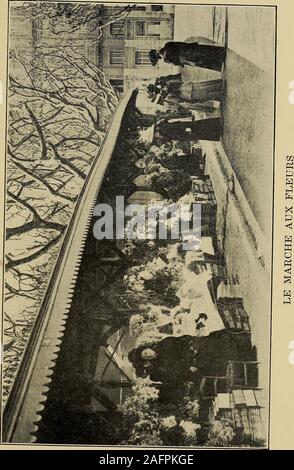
99, 4, 176, 93
9, 3, 176, 94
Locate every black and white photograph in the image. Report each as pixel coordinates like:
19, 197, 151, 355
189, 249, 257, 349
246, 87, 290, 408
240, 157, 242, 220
1, 1, 276, 448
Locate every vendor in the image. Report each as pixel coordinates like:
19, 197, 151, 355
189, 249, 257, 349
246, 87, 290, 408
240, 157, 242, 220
128, 329, 254, 384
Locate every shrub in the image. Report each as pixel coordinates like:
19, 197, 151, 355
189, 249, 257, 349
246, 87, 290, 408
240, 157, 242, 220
206, 419, 235, 447
150, 170, 192, 201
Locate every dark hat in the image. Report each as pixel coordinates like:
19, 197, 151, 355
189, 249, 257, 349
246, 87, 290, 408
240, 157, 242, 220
147, 84, 158, 93
149, 49, 159, 66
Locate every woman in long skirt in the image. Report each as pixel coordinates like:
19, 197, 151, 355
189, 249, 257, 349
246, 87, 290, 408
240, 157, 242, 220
181, 79, 224, 102
161, 79, 223, 110
149, 41, 226, 71
156, 116, 222, 141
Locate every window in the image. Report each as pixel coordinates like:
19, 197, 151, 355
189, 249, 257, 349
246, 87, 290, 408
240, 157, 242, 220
135, 21, 161, 36
147, 21, 161, 36
133, 5, 146, 11
151, 4, 163, 11
135, 51, 151, 65
110, 21, 125, 36
135, 21, 146, 36
32, 18, 41, 42
110, 50, 124, 65
109, 79, 124, 94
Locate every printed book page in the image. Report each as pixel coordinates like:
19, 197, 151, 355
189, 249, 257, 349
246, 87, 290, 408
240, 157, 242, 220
0, 0, 293, 452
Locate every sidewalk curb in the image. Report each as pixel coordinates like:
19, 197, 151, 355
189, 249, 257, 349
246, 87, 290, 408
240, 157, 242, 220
200, 139, 270, 277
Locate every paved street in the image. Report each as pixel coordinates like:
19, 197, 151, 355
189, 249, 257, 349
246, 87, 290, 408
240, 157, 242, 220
175, 5, 275, 240
173, 5, 276, 436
